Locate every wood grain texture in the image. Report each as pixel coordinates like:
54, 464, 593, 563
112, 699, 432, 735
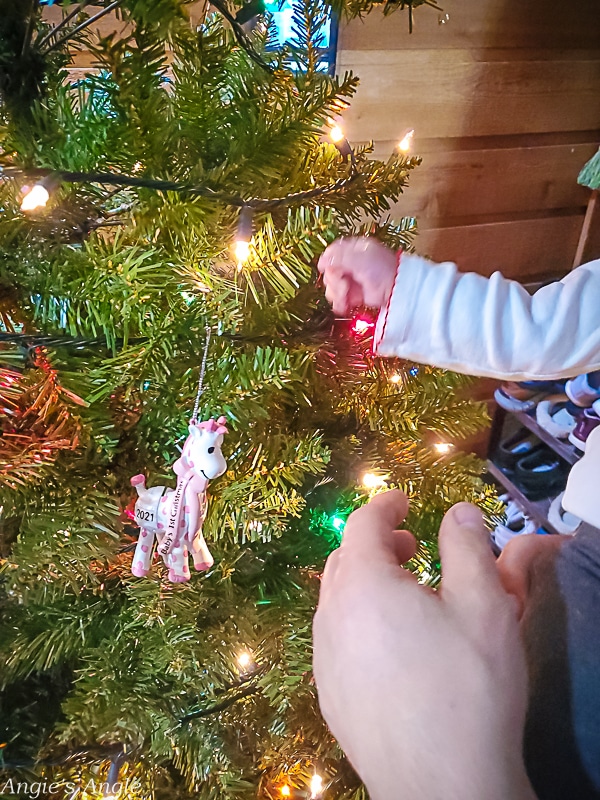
337, 50, 600, 139
378, 143, 598, 219
43, 2, 207, 57
414, 215, 585, 280
338, 0, 600, 52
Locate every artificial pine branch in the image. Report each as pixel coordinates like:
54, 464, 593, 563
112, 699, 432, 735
0, 4, 489, 798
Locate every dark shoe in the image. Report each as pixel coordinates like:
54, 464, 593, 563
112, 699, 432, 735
515, 447, 568, 500
495, 429, 538, 472
518, 380, 565, 393
568, 408, 600, 451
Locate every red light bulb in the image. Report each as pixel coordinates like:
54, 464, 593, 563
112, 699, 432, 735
351, 317, 374, 335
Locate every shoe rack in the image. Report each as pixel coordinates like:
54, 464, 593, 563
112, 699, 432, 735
487, 406, 582, 536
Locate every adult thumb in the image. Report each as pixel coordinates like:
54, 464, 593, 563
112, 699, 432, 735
438, 502, 507, 611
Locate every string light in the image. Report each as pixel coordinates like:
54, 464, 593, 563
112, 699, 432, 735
237, 649, 255, 673
328, 124, 344, 143
21, 183, 50, 212
389, 373, 402, 384
280, 785, 291, 797
310, 773, 324, 798
398, 129, 415, 153
234, 206, 254, 269
102, 757, 123, 800
351, 316, 374, 335
328, 121, 353, 158
5, 163, 358, 213
434, 442, 454, 454
362, 472, 388, 489
331, 516, 346, 531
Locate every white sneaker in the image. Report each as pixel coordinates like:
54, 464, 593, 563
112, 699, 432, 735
536, 397, 577, 439
548, 492, 582, 535
494, 514, 536, 550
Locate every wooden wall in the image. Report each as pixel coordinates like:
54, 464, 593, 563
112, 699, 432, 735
337, 0, 600, 281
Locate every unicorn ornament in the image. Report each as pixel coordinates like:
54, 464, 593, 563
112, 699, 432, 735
130, 416, 228, 583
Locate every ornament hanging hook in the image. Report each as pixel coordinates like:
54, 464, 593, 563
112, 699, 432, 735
191, 325, 212, 424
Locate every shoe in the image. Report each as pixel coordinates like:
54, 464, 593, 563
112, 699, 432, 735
565, 373, 600, 408
494, 383, 543, 412
548, 492, 582, 535
494, 513, 536, 550
518, 380, 565, 393
494, 381, 565, 412
495, 429, 538, 472
536, 395, 577, 439
514, 447, 568, 500
498, 495, 526, 524
568, 408, 600, 451
504, 499, 525, 523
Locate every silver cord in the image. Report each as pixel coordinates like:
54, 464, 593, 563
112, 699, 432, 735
191, 325, 212, 423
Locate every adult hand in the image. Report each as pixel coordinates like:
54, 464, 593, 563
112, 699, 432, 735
317, 237, 398, 315
313, 490, 537, 800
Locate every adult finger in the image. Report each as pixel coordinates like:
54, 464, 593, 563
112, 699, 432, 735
438, 503, 508, 610
496, 533, 565, 618
317, 544, 343, 603
338, 490, 416, 570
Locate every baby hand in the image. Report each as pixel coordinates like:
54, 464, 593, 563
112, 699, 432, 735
317, 237, 398, 315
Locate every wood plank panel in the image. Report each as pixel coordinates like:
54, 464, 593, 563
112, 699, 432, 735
337, 50, 600, 139
377, 143, 598, 219
414, 215, 584, 280
339, 0, 600, 52
43, 2, 207, 60
579, 194, 600, 265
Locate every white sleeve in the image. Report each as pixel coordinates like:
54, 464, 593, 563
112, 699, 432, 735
373, 254, 600, 381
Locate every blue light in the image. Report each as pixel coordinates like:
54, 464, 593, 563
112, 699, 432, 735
409, 366, 419, 377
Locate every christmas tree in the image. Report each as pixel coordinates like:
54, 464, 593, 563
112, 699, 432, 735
0, 2, 494, 798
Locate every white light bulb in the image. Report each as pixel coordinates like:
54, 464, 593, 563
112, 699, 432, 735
434, 442, 454, 454
362, 472, 388, 490
280, 786, 291, 798
389, 373, 402, 384
237, 650, 253, 670
398, 129, 415, 153
329, 124, 345, 143
234, 239, 251, 267
310, 773, 323, 798
21, 184, 50, 212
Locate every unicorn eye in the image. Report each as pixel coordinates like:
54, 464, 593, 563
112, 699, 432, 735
208, 446, 215, 454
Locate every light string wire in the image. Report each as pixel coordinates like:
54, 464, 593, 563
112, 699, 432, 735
0, 316, 339, 352
0, 164, 359, 211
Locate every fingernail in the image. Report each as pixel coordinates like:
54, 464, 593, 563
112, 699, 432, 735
452, 503, 483, 528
